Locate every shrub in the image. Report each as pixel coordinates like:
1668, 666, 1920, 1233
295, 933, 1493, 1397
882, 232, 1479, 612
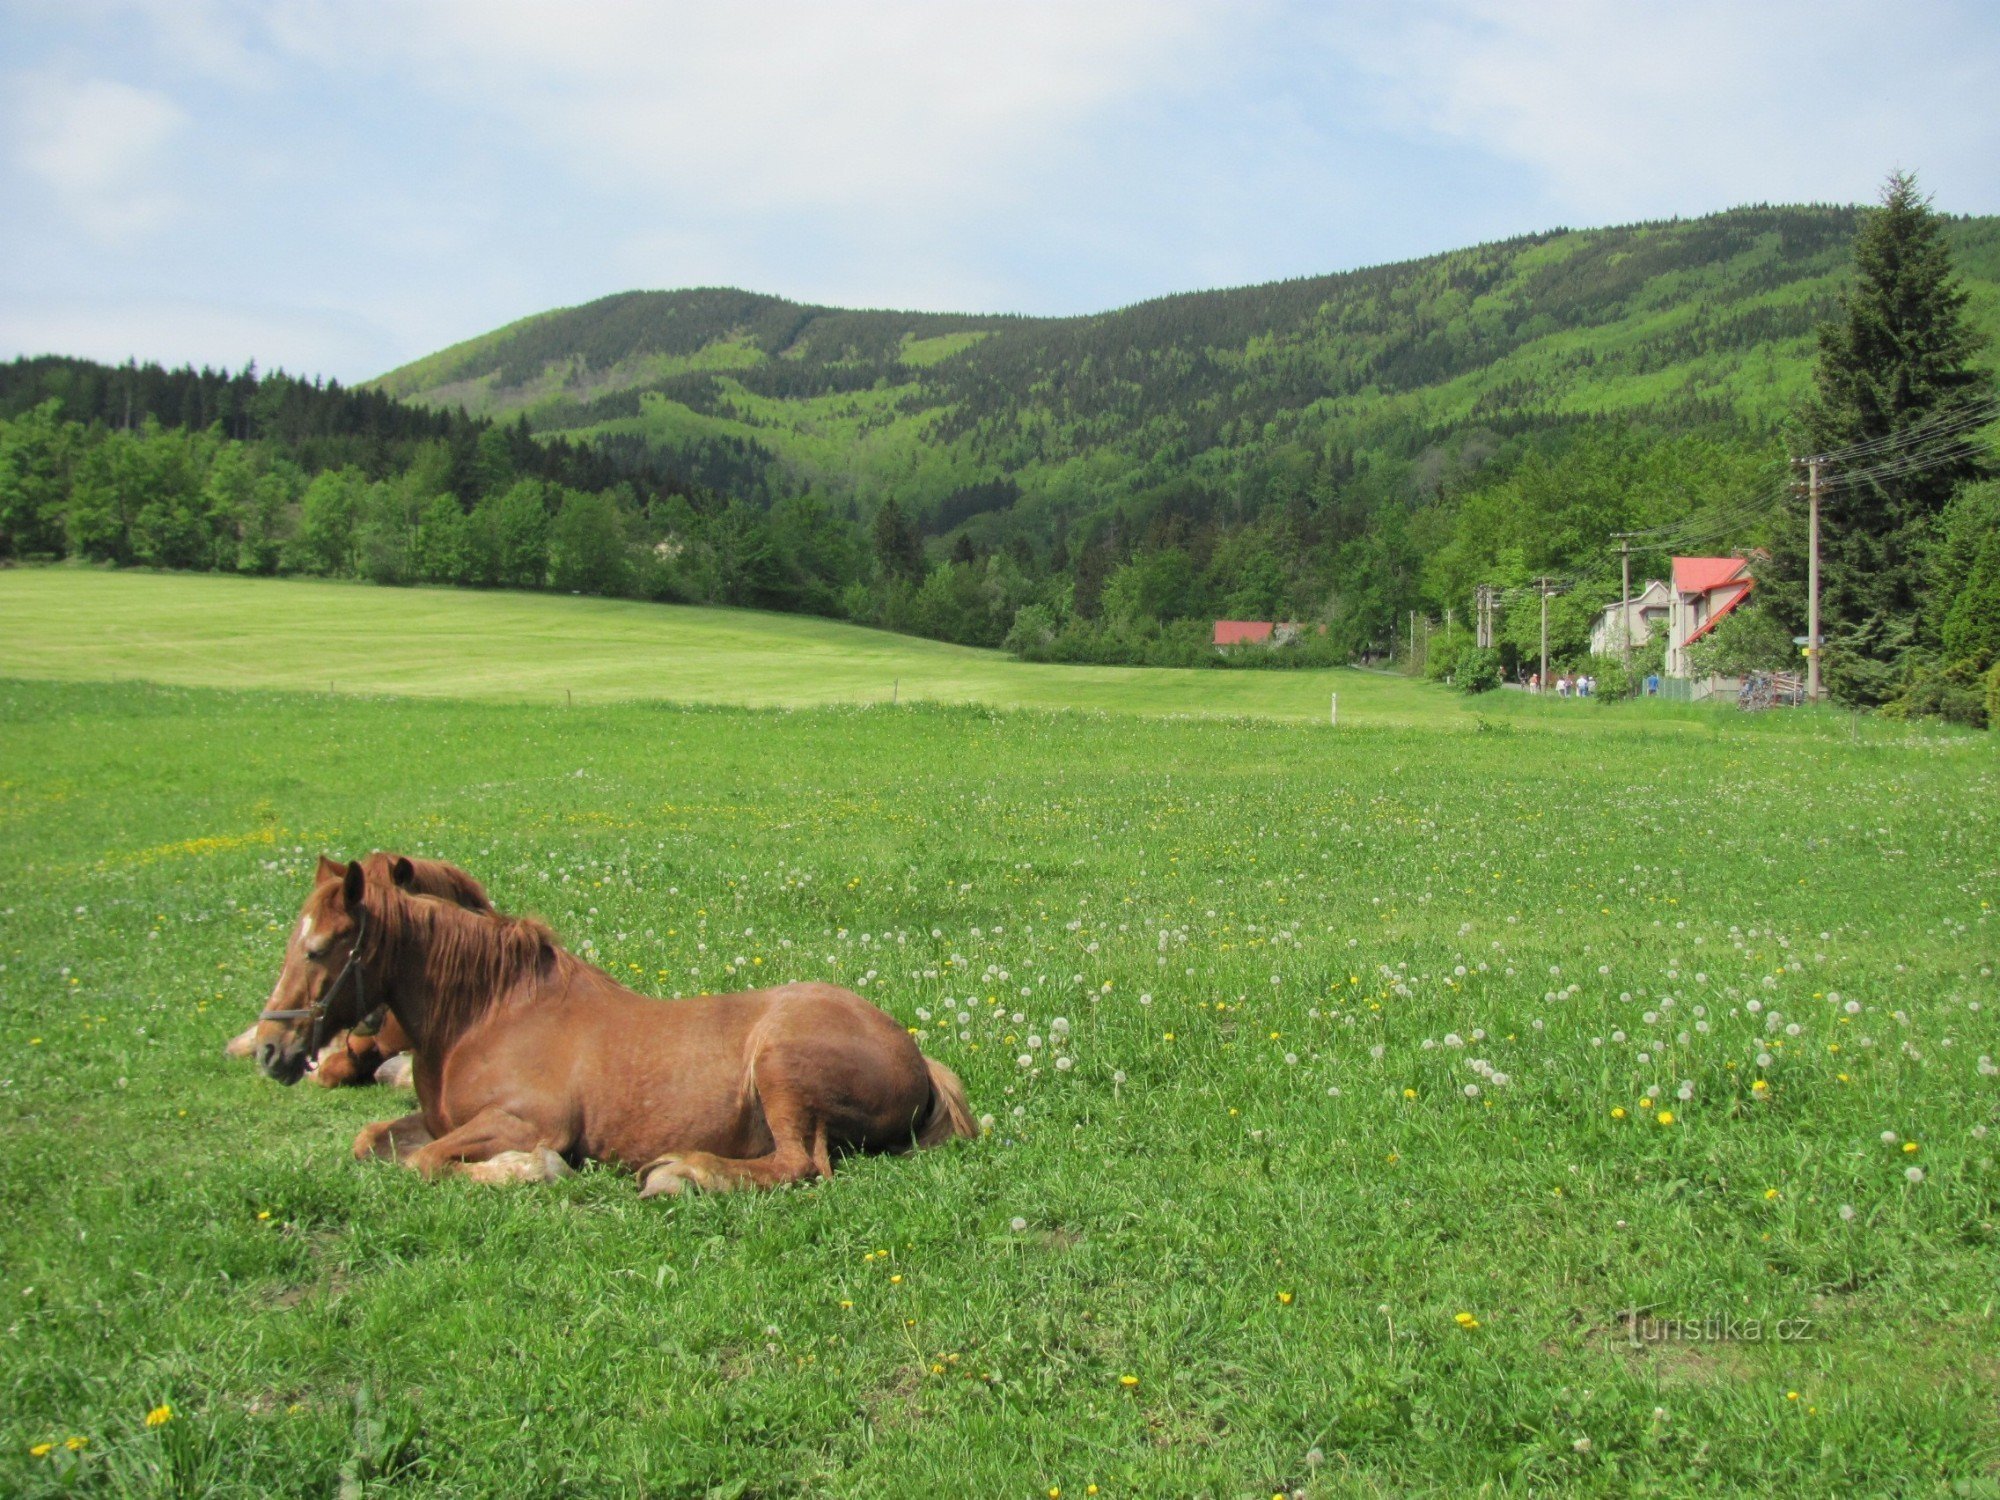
1883, 657, 1989, 729
1454, 646, 1502, 694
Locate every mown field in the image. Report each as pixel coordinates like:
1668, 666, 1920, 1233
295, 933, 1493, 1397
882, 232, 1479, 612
1, 578, 1998, 1496
0, 568, 1425, 723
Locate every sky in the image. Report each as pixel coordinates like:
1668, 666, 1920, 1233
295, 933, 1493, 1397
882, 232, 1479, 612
4, 0, 1998, 385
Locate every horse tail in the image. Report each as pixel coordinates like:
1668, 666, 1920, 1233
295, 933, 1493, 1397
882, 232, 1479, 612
916, 1057, 977, 1147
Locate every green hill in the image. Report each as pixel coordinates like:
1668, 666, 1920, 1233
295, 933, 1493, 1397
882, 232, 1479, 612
374, 206, 2000, 533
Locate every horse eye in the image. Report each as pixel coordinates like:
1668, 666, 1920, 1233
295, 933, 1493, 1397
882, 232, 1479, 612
305, 942, 331, 961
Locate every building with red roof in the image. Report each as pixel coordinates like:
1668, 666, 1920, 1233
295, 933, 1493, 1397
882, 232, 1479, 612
1665, 556, 1755, 677
1213, 620, 1276, 647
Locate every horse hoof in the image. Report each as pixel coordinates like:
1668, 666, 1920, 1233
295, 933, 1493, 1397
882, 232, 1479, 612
639, 1154, 736, 1197
375, 1054, 415, 1089
223, 1024, 259, 1059
462, 1150, 566, 1186
638, 1167, 687, 1199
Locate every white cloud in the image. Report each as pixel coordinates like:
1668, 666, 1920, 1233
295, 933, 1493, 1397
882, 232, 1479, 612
264, 0, 1233, 214
9, 72, 188, 237
1340, 0, 2000, 219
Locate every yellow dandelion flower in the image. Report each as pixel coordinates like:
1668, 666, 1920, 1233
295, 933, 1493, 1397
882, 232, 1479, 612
1752, 1080, 1769, 1092
1119, 1374, 1139, 1387
145, 1404, 173, 1428
65, 1436, 87, 1451
1403, 1087, 1417, 1099
1640, 1098, 1653, 1110
1902, 1142, 1919, 1154
30, 1442, 54, 1457
1453, 1311, 1480, 1329
1656, 1111, 1675, 1126
1278, 1291, 1294, 1305
889, 1274, 903, 1284
1611, 1107, 1627, 1119
1764, 1188, 1780, 1200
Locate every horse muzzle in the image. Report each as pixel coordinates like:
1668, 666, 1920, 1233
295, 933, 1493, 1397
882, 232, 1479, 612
256, 1035, 313, 1085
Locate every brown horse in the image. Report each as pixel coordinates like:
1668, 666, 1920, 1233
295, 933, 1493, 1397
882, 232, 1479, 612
254, 858, 975, 1192
228, 852, 493, 1086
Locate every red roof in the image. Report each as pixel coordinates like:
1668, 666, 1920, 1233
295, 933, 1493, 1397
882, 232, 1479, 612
1673, 556, 1755, 646
1673, 556, 1750, 593
1213, 620, 1275, 646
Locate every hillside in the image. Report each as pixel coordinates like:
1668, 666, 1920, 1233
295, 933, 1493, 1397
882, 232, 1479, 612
374, 206, 2000, 536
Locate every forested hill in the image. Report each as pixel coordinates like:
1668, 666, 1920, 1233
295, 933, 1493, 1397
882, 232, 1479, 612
374, 205, 2000, 538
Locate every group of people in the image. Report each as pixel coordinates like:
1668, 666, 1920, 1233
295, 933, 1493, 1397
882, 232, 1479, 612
1525, 671, 1599, 697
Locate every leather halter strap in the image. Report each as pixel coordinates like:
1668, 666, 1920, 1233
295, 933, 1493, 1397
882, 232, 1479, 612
259, 907, 369, 1053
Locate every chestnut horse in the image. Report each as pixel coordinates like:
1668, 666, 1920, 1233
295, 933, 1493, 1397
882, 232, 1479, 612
228, 852, 492, 1086
254, 858, 974, 1193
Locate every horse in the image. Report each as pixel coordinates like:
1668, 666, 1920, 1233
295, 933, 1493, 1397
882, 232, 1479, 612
227, 852, 494, 1086
252, 858, 975, 1193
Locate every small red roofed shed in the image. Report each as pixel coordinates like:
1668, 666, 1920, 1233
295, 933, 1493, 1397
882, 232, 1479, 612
1213, 620, 1275, 647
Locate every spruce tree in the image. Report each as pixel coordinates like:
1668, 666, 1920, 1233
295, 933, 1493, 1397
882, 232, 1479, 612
1768, 172, 1993, 705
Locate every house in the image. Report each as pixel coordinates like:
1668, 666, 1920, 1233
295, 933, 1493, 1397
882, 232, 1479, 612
1664, 556, 1755, 677
1213, 620, 1274, 647
1212, 620, 1306, 647
1589, 579, 1671, 657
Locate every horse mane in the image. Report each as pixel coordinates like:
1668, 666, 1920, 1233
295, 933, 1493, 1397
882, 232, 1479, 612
371, 887, 561, 1047
364, 851, 495, 913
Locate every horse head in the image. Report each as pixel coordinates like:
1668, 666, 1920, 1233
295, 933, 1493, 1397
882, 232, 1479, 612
255, 856, 381, 1083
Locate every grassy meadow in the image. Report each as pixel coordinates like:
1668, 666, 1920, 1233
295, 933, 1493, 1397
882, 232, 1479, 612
1, 573, 1998, 1496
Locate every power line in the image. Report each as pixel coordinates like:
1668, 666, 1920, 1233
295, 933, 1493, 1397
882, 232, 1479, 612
1807, 396, 2000, 464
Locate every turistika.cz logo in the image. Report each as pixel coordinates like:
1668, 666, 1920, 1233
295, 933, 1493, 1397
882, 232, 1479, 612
1626, 1314, 1816, 1345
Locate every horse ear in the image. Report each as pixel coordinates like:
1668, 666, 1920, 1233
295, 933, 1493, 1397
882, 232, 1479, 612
317, 854, 344, 883
342, 859, 365, 908
391, 855, 416, 889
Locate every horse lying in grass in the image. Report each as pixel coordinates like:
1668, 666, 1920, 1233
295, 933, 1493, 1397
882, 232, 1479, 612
227, 852, 492, 1087
253, 858, 975, 1193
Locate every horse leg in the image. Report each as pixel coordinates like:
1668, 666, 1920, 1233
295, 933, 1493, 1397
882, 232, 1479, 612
403, 1106, 572, 1186
638, 1091, 829, 1198
352, 1112, 435, 1161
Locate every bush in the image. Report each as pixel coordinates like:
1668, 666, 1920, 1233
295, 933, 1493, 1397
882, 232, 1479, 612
1988, 661, 2000, 729
1686, 603, 1792, 678
1003, 602, 1058, 656
1454, 646, 1502, 694
1591, 658, 1631, 700
1883, 656, 1989, 729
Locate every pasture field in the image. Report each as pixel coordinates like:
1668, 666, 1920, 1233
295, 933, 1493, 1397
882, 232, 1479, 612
0, 568, 1409, 723
1, 652, 1997, 1492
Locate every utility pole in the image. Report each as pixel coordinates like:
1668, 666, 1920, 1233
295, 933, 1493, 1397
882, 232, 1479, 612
1537, 577, 1553, 687
1608, 535, 1635, 682
1806, 455, 1823, 701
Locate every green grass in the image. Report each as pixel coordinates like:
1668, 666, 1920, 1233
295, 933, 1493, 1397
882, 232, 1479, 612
0, 568, 1471, 725
2, 579, 1997, 1495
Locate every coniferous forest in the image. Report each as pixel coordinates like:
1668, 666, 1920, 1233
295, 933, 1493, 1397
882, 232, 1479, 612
4, 195, 1997, 717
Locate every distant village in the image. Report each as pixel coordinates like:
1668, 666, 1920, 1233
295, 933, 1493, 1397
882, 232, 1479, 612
1215, 553, 1759, 693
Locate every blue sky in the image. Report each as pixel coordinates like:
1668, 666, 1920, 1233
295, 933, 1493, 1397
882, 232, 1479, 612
4, 0, 1998, 384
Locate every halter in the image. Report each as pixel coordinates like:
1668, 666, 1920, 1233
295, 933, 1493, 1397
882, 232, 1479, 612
259, 907, 369, 1055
